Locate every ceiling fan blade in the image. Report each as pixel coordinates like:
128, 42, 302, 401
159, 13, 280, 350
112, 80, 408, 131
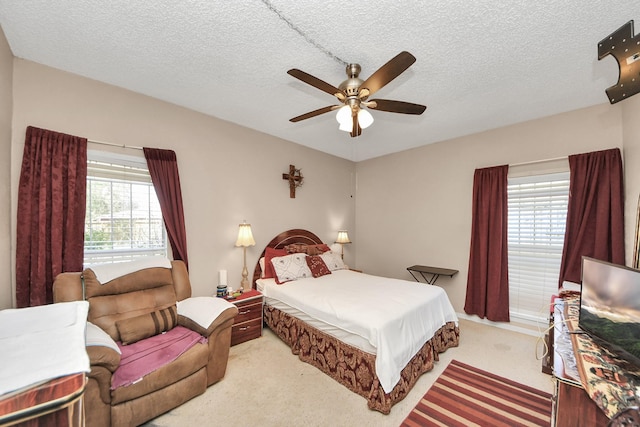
288, 69, 343, 98
289, 105, 338, 122
359, 51, 416, 99
350, 114, 362, 137
368, 99, 427, 115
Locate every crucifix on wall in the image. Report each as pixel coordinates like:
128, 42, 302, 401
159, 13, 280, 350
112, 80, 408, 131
282, 164, 304, 198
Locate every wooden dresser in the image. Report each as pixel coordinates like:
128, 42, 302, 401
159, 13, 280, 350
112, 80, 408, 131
229, 290, 263, 346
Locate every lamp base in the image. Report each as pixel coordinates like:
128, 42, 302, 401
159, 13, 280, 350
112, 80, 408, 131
240, 277, 251, 292
240, 247, 252, 292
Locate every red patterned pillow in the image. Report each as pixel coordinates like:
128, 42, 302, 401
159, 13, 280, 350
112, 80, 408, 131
306, 255, 332, 278
264, 247, 287, 279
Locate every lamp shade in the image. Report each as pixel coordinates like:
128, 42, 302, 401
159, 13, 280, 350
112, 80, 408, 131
335, 230, 351, 244
336, 106, 374, 132
358, 109, 374, 129
338, 120, 352, 132
235, 222, 255, 247
336, 105, 351, 126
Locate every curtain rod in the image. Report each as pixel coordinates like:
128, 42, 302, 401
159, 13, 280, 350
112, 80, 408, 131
510, 155, 567, 167
88, 138, 143, 151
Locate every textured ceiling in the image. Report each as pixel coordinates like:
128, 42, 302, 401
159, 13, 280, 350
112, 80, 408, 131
0, 1, 637, 161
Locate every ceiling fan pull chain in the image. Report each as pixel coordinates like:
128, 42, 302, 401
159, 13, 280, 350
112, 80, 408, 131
260, 0, 347, 66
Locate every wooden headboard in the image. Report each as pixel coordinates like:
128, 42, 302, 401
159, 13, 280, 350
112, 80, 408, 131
252, 229, 323, 288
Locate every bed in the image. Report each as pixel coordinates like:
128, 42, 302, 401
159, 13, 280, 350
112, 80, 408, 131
252, 229, 460, 414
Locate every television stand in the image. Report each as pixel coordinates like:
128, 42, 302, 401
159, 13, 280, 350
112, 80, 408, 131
551, 299, 609, 426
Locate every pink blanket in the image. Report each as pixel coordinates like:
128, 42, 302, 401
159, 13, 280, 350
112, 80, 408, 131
112, 326, 207, 389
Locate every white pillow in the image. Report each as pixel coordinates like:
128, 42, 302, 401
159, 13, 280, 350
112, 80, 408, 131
271, 253, 312, 283
259, 257, 266, 278
177, 296, 235, 329
320, 251, 347, 271
86, 321, 121, 354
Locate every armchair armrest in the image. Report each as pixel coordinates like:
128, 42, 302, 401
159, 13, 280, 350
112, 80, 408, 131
86, 346, 120, 373
176, 297, 238, 337
177, 297, 238, 386
86, 322, 121, 363
85, 323, 121, 405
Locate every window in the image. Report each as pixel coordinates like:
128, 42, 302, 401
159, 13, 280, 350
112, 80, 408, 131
507, 172, 570, 324
84, 151, 167, 266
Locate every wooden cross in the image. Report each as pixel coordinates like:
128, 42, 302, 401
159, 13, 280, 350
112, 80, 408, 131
282, 164, 303, 198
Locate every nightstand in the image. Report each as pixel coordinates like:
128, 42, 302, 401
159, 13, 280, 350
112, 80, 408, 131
228, 289, 263, 346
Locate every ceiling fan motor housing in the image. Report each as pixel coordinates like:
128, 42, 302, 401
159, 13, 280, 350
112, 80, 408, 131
339, 63, 364, 98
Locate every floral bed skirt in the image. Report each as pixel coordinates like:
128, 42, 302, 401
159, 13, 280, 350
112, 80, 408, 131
263, 304, 459, 414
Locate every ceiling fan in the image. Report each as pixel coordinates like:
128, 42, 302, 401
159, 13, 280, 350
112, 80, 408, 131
288, 51, 427, 137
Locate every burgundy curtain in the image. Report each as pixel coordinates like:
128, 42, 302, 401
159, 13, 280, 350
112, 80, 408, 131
16, 126, 87, 307
558, 148, 625, 285
464, 165, 510, 321
143, 147, 189, 269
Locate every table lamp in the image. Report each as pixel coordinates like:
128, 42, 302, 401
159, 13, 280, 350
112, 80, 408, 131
235, 221, 255, 291
335, 230, 351, 260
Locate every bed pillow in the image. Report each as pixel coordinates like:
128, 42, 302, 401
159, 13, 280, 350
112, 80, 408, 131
284, 243, 331, 255
264, 247, 287, 279
271, 253, 312, 284
320, 251, 347, 271
306, 244, 331, 255
284, 243, 307, 254
116, 305, 178, 345
306, 255, 332, 278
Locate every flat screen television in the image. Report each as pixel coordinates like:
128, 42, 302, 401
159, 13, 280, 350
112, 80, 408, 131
579, 256, 640, 369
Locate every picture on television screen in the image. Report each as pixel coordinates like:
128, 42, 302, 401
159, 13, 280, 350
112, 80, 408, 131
579, 257, 640, 368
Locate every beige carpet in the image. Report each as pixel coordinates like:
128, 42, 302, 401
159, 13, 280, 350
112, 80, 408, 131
143, 319, 554, 427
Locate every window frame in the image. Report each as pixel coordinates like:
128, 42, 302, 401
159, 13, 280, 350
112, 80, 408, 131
84, 150, 168, 266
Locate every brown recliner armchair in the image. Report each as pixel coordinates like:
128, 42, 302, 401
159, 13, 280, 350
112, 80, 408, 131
53, 260, 238, 427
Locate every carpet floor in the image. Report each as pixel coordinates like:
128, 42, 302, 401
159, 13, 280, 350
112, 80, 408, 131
401, 359, 552, 427
144, 320, 553, 426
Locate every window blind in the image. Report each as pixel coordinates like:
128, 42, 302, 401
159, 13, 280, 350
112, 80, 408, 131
84, 152, 166, 266
507, 172, 570, 324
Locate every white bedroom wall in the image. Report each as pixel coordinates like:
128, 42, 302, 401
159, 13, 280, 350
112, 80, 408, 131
5, 56, 640, 317
0, 27, 13, 310
355, 102, 629, 318
5, 59, 356, 308
621, 94, 640, 267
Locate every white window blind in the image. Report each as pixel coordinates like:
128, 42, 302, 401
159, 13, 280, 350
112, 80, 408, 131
84, 151, 167, 266
507, 172, 570, 324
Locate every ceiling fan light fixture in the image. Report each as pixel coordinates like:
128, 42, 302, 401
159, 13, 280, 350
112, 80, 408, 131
338, 121, 352, 132
358, 109, 374, 129
336, 105, 352, 126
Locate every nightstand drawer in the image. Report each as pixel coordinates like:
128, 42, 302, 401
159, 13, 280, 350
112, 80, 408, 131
231, 317, 262, 346
229, 290, 263, 346
234, 300, 262, 324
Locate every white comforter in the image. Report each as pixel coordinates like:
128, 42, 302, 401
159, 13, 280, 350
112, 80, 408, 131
259, 269, 458, 393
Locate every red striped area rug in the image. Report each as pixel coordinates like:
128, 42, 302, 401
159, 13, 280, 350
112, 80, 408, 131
401, 359, 552, 427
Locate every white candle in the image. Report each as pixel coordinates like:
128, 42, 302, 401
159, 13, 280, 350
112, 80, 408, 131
219, 270, 227, 286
